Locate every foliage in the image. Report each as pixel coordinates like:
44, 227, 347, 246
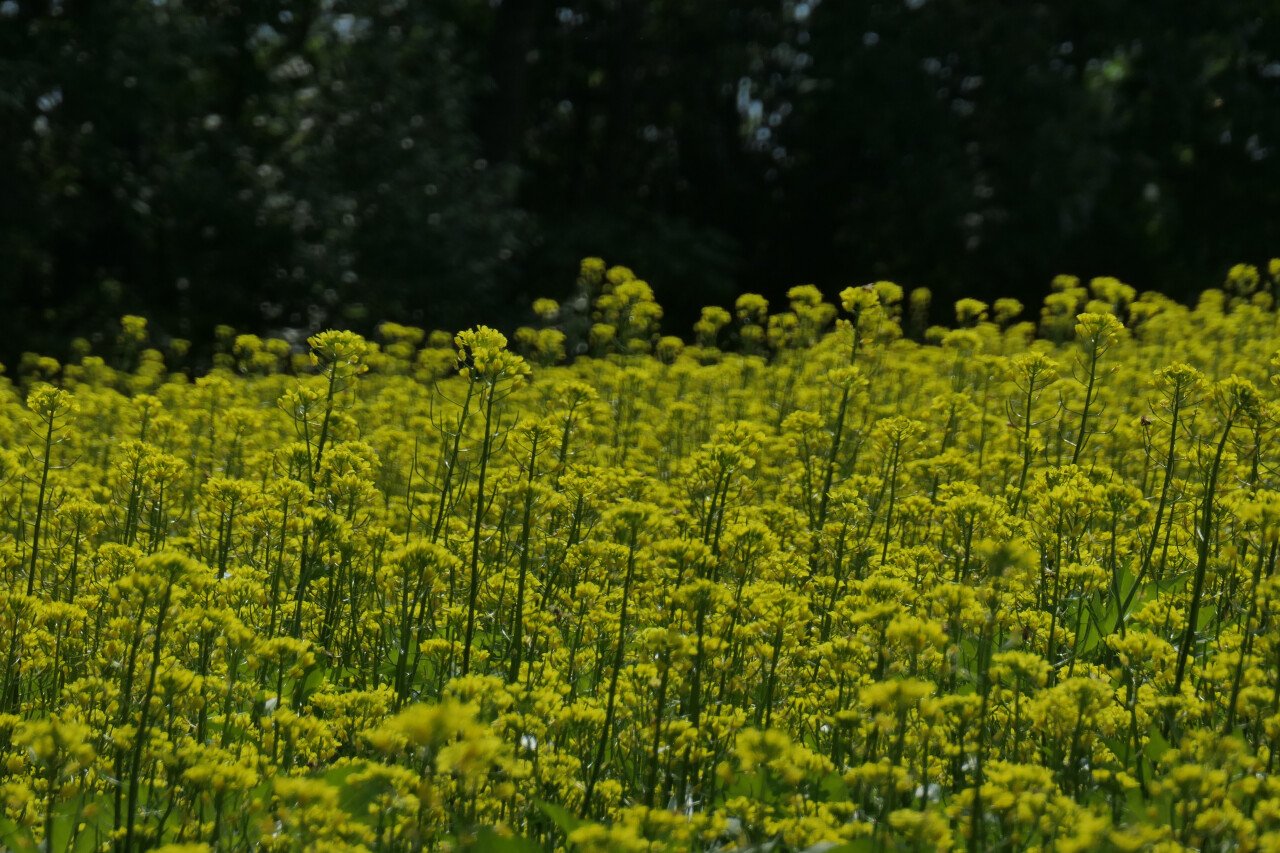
0, 0, 526, 356
6, 2, 1280, 359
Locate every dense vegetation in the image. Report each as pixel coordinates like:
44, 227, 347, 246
5, 1, 1280, 357
1, 260, 1280, 850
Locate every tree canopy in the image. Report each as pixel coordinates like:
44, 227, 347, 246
3, 0, 1278, 360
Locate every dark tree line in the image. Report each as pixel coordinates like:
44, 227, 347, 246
3, 0, 1279, 363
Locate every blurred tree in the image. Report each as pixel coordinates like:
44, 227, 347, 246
0, 0, 525, 360
769, 0, 1280, 305
473, 0, 808, 327
454, 0, 1280, 325
2, 0, 1279, 364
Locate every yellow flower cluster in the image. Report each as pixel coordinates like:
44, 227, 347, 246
2, 259, 1280, 850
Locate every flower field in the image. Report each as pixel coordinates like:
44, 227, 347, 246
5, 260, 1280, 851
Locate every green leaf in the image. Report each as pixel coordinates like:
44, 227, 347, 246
464, 826, 544, 853
816, 770, 849, 801
818, 841, 876, 853
1145, 724, 1171, 763
325, 760, 384, 823
52, 793, 117, 852
536, 800, 585, 836
0, 817, 37, 853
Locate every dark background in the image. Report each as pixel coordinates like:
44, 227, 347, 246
3, 0, 1279, 362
